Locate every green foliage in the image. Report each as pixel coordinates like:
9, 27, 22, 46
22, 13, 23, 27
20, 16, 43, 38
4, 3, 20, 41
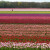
0, 11, 50, 14
0, 2, 50, 8
0, 47, 50, 50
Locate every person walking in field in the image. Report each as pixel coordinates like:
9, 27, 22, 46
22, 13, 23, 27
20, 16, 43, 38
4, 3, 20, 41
12, 9, 13, 11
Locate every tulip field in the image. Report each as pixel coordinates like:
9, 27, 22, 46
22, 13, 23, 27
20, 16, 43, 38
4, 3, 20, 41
0, 8, 50, 50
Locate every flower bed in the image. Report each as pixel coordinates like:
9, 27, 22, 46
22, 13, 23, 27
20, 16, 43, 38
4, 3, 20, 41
0, 24, 50, 36
0, 13, 50, 50
0, 35, 50, 43
0, 14, 50, 24
0, 42, 50, 50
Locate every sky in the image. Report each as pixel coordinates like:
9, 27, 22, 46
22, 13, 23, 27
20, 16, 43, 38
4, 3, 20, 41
0, 0, 50, 2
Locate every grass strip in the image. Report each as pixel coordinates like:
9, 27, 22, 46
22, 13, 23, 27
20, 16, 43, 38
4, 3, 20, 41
0, 11, 50, 14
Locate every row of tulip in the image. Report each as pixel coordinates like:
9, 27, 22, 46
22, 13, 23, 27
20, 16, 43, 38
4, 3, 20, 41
0, 13, 49, 16
0, 19, 50, 24
0, 24, 49, 30
0, 42, 50, 50
0, 24, 50, 36
0, 14, 50, 24
1, 16, 50, 20
0, 35, 50, 43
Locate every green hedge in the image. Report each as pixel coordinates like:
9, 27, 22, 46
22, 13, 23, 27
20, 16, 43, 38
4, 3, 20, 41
0, 47, 50, 50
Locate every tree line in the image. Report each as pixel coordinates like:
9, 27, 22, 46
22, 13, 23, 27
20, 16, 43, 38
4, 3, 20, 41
0, 1, 50, 8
